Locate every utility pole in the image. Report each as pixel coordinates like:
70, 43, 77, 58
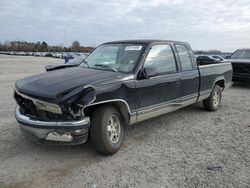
64, 29, 67, 49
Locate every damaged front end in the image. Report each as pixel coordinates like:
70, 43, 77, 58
14, 85, 96, 145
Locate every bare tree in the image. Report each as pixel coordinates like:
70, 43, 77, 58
71, 40, 80, 52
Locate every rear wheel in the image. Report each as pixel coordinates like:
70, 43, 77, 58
90, 105, 124, 155
203, 84, 222, 111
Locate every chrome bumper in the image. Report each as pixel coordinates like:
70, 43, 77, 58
15, 106, 90, 145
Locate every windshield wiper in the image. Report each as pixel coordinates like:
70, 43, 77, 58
94, 64, 118, 72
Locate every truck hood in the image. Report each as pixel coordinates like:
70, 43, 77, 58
229, 59, 250, 64
15, 67, 132, 102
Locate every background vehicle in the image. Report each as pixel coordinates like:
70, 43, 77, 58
211, 55, 224, 61
196, 55, 228, 65
53, 52, 62, 58
226, 49, 250, 82
61, 52, 74, 59
16, 51, 26, 56
26, 52, 34, 56
45, 52, 54, 57
33, 52, 41, 56
14, 40, 232, 155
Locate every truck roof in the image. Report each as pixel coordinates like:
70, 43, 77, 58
104, 39, 188, 45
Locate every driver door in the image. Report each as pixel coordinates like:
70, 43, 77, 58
135, 44, 181, 120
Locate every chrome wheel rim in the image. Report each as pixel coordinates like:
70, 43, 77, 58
107, 115, 121, 144
213, 90, 220, 107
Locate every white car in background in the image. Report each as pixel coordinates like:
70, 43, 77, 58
17, 51, 26, 56
53, 52, 62, 58
33, 52, 41, 56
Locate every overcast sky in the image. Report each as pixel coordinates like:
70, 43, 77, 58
0, 0, 250, 51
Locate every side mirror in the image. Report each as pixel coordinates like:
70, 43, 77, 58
138, 67, 158, 79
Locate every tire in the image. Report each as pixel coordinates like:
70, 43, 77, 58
203, 84, 222, 111
90, 105, 124, 155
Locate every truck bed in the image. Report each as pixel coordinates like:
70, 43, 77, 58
198, 62, 233, 100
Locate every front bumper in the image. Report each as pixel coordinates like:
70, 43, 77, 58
15, 106, 90, 145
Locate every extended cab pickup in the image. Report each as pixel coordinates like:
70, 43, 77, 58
14, 40, 233, 154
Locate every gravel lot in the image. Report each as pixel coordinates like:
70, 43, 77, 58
0, 55, 249, 188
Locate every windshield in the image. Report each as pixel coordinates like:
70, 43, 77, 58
230, 50, 250, 59
80, 44, 144, 73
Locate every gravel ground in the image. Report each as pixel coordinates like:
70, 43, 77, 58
0, 55, 249, 188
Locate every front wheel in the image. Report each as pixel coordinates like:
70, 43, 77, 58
90, 105, 124, 155
203, 84, 222, 111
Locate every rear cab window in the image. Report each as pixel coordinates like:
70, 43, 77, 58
175, 44, 193, 71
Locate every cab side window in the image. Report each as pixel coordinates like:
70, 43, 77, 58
175, 45, 193, 71
144, 44, 177, 74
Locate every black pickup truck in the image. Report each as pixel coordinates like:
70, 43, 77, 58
14, 40, 232, 154
226, 49, 250, 82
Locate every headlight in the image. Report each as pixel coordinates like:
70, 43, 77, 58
35, 101, 62, 114
14, 89, 63, 114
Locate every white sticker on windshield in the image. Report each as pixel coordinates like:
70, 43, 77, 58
125, 46, 142, 51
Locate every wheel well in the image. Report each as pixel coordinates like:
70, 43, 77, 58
83, 101, 130, 125
214, 79, 225, 89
